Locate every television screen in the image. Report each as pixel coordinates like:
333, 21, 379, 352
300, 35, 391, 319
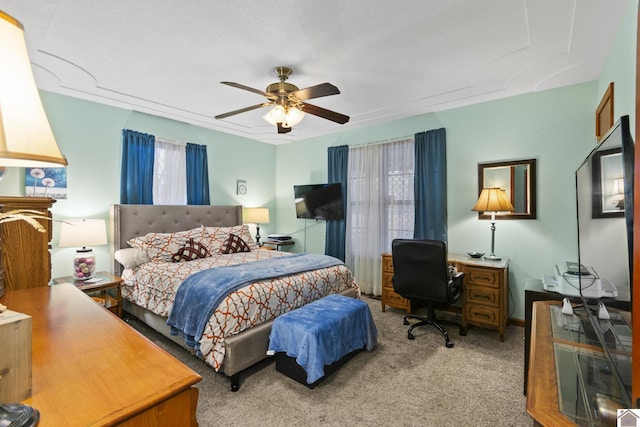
575, 115, 633, 303
294, 183, 344, 220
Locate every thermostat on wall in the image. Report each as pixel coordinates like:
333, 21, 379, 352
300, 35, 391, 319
236, 180, 247, 195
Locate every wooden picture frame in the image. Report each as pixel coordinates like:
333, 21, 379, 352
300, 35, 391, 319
595, 82, 614, 142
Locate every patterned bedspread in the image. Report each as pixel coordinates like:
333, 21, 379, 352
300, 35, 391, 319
121, 249, 359, 371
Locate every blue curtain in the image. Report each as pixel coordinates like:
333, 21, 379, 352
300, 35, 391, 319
414, 128, 447, 241
186, 143, 210, 205
120, 129, 155, 204
325, 145, 349, 260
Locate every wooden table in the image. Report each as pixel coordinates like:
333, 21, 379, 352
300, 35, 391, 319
526, 300, 630, 426
52, 271, 123, 317
0, 283, 202, 426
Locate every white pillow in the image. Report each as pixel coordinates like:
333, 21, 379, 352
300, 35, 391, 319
114, 248, 151, 269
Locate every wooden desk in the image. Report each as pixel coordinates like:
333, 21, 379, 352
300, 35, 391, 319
381, 253, 510, 340
0, 283, 201, 426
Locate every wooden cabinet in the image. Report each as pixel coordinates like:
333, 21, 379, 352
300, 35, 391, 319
455, 257, 509, 341
0, 197, 55, 291
381, 253, 410, 313
381, 252, 509, 341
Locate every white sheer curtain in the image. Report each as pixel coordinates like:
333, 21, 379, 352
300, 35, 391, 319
153, 138, 187, 205
345, 138, 414, 295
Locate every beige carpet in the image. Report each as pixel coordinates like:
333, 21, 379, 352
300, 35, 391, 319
128, 296, 534, 427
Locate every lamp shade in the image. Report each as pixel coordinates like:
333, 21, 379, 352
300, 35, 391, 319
0, 11, 67, 167
58, 219, 108, 248
244, 207, 270, 224
471, 188, 515, 213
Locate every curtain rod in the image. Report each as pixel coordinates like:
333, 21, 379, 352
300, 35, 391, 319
155, 136, 187, 146
350, 134, 413, 148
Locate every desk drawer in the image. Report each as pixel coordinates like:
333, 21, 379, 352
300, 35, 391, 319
382, 271, 393, 289
465, 267, 500, 289
465, 286, 499, 308
382, 287, 408, 307
465, 304, 499, 327
382, 255, 394, 272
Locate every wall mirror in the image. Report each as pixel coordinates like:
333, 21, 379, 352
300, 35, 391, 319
477, 158, 537, 219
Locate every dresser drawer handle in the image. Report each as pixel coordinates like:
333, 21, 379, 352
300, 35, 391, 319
477, 312, 492, 319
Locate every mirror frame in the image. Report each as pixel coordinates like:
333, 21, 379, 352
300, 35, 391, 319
477, 158, 537, 220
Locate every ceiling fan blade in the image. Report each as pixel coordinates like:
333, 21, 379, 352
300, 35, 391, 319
220, 82, 277, 100
277, 123, 292, 134
214, 103, 271, 119
291, 83, 340, 101
301, 102, 350, 124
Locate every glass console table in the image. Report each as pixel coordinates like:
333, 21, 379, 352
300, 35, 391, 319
527, 301, 631, 426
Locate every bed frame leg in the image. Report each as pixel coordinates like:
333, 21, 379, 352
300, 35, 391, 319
230, 374, 240, 392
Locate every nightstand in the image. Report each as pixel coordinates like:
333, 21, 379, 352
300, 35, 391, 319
262, 240, 295, 251
52, 271, 123, 317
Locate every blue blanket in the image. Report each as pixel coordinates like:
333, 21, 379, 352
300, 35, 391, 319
166, 253, 343, 353
267, 294, 378, 384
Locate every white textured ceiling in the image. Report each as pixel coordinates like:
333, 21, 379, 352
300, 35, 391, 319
0, 0, 630, 145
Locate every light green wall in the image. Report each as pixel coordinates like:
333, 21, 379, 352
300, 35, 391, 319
275, 82, 597, 322
0, 0, 634, 321
0, 93, 276, 279
598, 0, 637, 134
274, 0, 637, 322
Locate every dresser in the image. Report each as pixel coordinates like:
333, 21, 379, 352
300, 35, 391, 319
0, 196, 55, 291
381, 253, 510, 341
0, 283, 202, 426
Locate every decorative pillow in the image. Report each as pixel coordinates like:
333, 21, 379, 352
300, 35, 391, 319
171, 238, 211, 262
204, 225, 257, 252
219, 233, 251, 254
127, 227, 205, 262
114, 248, 151, 269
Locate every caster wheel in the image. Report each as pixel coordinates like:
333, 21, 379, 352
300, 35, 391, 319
446, 341, 454, 348
403, 319, 410, 325
407, 333, 415, 340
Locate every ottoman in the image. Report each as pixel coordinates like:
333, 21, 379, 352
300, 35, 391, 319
267, 294, 378, 388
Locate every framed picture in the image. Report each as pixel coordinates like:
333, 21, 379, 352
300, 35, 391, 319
25, 167, 68, 199
591, 147, 624, 218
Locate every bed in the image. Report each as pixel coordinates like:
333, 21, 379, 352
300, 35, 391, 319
110, 204, 359, 391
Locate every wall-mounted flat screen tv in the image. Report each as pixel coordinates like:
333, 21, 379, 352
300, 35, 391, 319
294, 183, 344, 220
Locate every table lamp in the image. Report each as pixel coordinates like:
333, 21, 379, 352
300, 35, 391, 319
471, 188, 514, 260
59, 219, 108, 280
244, 207, 270, 246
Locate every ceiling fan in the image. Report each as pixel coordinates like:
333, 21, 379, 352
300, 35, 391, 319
214, 66, 349, 134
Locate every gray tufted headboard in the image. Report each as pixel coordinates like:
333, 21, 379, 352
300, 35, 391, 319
110, 204, 243, 276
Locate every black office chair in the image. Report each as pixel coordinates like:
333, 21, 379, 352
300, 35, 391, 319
391, 239, 465, 348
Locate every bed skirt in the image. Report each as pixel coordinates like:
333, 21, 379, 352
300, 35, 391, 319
123, 286, 359, 378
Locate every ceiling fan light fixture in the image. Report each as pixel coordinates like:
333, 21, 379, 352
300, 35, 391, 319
282, 107, 304, 128
268, 105, 286, 123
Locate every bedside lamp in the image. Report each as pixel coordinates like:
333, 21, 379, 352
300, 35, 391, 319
244, 207, 270, 246
59, 219, 108, 280
471, 188, 514, 261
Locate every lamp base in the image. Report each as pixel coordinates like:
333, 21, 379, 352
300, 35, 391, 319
484, 254, 502, 261
72, 248, 96, 280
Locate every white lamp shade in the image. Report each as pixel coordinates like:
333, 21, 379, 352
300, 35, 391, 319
244, 207, 270, 224
282, 107, 305, 128
0, 11, 67, 168
59, 219, 108, 248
